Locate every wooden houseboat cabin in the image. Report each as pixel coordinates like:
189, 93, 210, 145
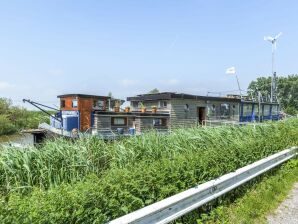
127, 92, 280, 128
54, 94, 110, 131
49, 92, 280, 138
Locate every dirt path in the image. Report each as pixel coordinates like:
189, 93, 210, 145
267, 182, 298, 224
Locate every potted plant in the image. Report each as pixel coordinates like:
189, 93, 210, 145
114, 100, 120, 112
151, 105, 157, 113
140, 102, 146, 113
125, 106, 130, 113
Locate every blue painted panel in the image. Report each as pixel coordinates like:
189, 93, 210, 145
272, 115, 279, 121
63, 116, 79, 131
91, 112, 95, 127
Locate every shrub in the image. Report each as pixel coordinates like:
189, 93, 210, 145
0, 115, 17, 135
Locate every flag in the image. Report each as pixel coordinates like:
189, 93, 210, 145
226, 67, 236, 75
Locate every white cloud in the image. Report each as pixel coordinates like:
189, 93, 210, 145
119, 79, 139, 87
0, 81, 15, 91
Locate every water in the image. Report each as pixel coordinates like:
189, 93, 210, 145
0, 133, 34, 147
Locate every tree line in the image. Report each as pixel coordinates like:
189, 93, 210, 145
248, 74, 298, 115
0, 98, 49, 136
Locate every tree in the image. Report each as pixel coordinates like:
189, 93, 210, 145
0, 98, 12, 115
148, 88, 160, 94
108, 92, 113, 98
247, 75, 298, 115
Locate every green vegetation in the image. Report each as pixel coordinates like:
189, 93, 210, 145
0, 98, 50, 135
195, 158, 298, 224
248, 74, 298, 115
147, 88, 160, 94
0, 119, 297, 223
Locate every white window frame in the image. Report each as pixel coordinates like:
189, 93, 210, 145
72, 99, 78, 108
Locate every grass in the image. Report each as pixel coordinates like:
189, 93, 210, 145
195, 158, 298, 224
0, 119, 297, 223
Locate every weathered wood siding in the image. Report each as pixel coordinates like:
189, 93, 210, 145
94, 115, 135, 133
94, 115, 111, 129
170, 99, 240, 129
135, 116, 169, 134
170, 99, 206, 129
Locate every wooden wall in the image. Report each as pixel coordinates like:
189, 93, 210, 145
78, 98, 93, 131
60, 97, 79, 111
59, 96, 108, 131
135, 116, 169, 134
170, 99, 206, 129
170, 99, 240, 129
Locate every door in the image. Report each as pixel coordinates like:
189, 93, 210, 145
197, 107, 206, 125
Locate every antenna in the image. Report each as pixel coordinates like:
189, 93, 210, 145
264, 32, 282, 102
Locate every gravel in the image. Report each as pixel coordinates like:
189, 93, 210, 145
267, 182, 298, 224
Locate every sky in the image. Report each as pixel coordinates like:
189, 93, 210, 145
0, 0, 298, 109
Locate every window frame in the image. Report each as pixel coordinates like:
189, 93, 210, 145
263, 105, 271, 116
242, 103, 253, 116
72, 99, 78, 108
60, 99, 66, 108
220, 103, 230, 118
93, 99, 104, 110
111, 117, 128, 126
153, 118, 167, 127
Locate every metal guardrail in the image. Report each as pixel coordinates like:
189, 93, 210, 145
109, 147, 297, 224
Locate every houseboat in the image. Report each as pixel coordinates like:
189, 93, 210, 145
28, 92, 280, 140
127, 92, 280, 128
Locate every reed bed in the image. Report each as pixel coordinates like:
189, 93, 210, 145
0, 119, 297, 223
0, 119, 297, 195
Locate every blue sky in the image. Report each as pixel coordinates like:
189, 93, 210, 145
0, 0, 297, 108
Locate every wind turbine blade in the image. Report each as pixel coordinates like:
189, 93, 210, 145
274, 32, 282, 39
264, 36, 274, 42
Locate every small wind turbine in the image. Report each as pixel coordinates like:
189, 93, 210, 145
264, 32, 282, 103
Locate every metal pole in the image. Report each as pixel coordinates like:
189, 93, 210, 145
235, 74, 242, 98
271, 43, 276, 103
258, 91, 261, 122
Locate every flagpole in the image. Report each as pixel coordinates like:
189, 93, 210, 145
235, 74, 242, 98
226, 67, 242, 99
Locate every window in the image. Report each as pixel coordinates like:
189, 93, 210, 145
231, 104, 238, 117
153, 118, 167, 126
93, 100, 104, 110
272, 105, 278, 115
72, 99, 78, 108
159, 101, 167, 108
184, 104, 189, 112
60, 100, 65, 108
208, 104, 216, 117
263, 105, 271, 116
138, 102, 143, 108
242, 104, 253, 116
111, 117, 127, 126
253, 104, 259, 115
220, 103, 230, 118
132, 101, 139, 108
